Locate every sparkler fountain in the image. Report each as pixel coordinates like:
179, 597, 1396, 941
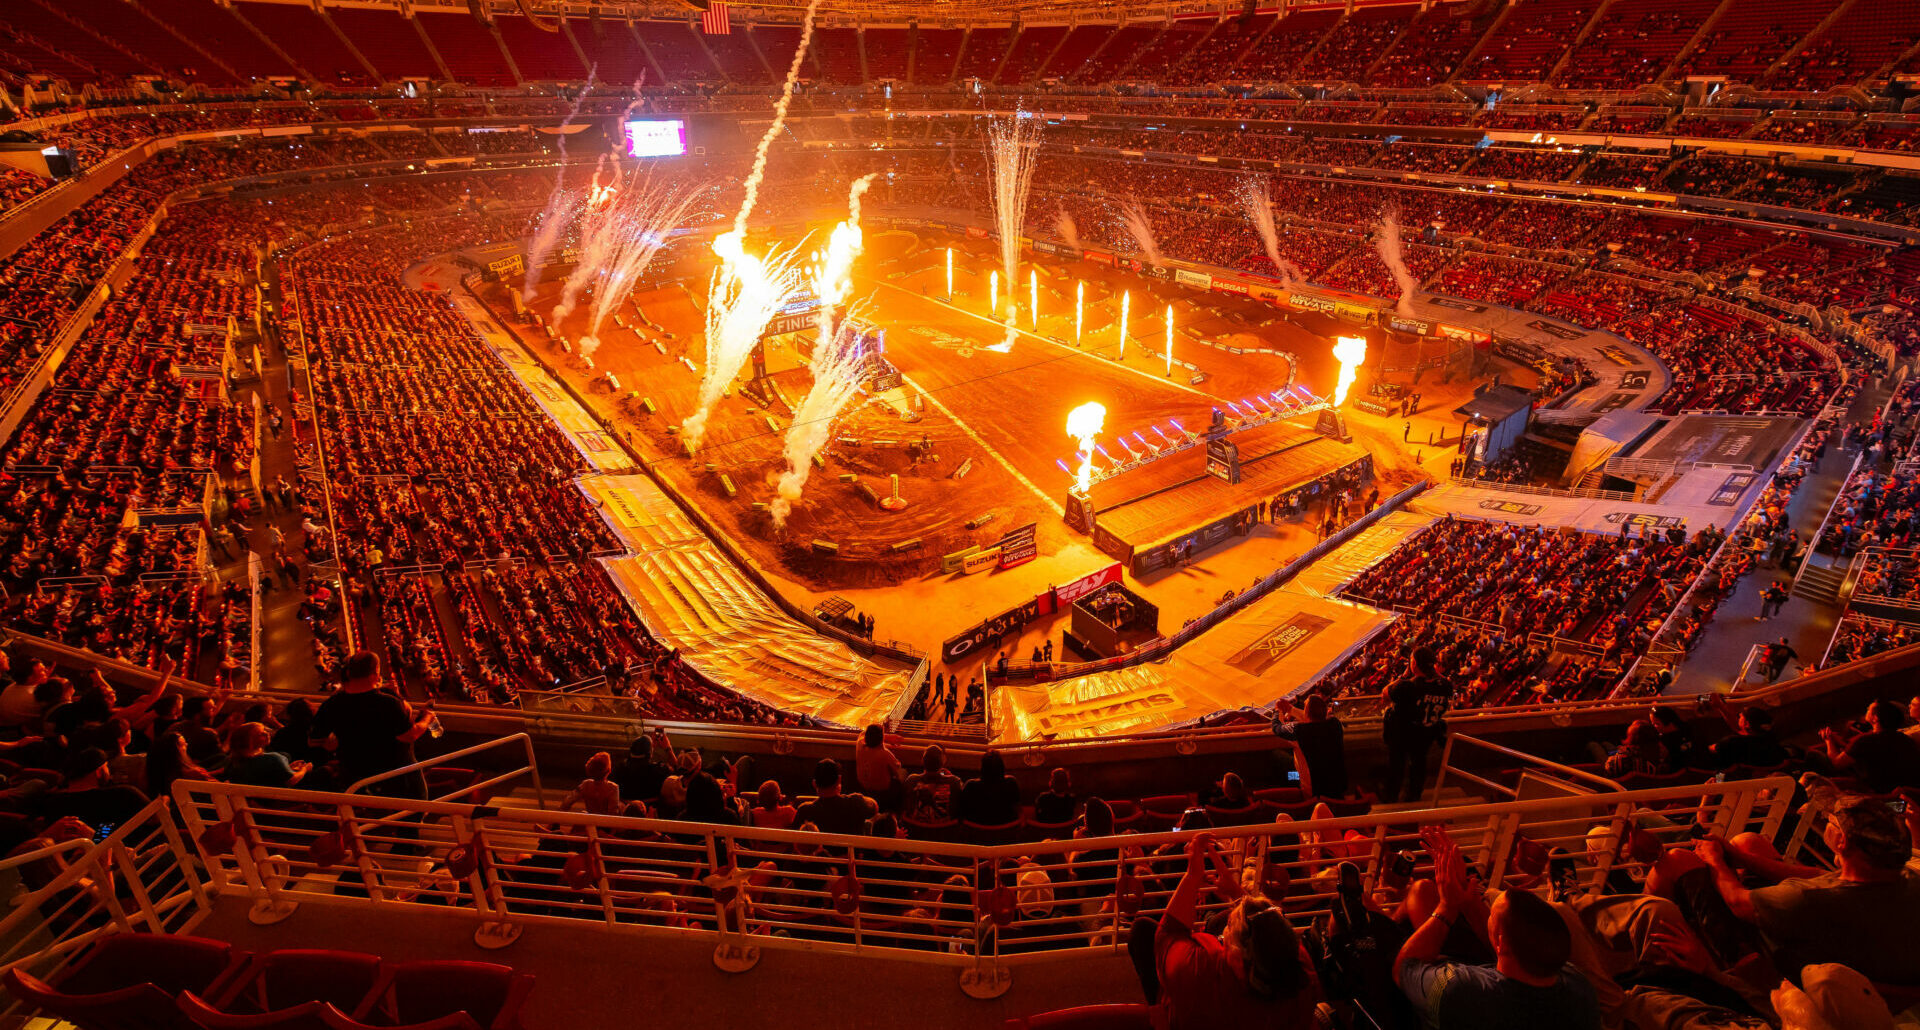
1075, 281, 1084, 344
1119, 201, 1162, 267
768, 176, 880, 530
1117, 290, 1130, 359
521, 70, 600, 301
568, 177, 703, 363
1029, 269, 1039, 327
1239, 176, 1301, 287
985, 110, 1042, 350
1165, 305, 1174, 375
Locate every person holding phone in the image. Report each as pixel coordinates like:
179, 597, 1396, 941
309, 651, 433, 800
1271, 694, 1348, 798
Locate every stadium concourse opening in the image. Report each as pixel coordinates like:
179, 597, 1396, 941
2, 0, 1920, 1027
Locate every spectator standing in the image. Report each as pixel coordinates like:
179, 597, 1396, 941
1271, 694, 1348, 798
852, 723, 905, 810
308, 651, 433, 800
1381, 646, 1453, 803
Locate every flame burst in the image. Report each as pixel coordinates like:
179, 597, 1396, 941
1066, 401, 1106, 494
1332, 335, 1368, 407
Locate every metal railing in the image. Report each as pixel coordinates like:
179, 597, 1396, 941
345, 731, 545, 810
170, 773, 1801, 995
0, 798, 215, 1018
1434, 733, 1626, 801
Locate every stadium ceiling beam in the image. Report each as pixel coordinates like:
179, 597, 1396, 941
455, 0, 1241, 23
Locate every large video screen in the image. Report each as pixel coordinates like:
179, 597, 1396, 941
624, 119, 688, 158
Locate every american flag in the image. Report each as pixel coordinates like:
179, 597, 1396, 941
700, 2, 731, 35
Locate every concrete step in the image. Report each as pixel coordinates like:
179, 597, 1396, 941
1794, 563, 1845, 605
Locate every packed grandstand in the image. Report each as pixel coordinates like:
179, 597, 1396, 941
0, 0, 1919, 1027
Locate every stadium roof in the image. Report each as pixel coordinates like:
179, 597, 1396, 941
421, 0, 1235, 25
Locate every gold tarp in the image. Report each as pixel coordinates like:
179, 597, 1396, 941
991, 587, 1393, 745
582, 475, 915, 729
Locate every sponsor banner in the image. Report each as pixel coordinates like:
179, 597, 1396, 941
1291, 293, 1336, 314
1620, 370, 1652, 390
965, 226, 989, 239
1493, 338, 1546, 364
1175, 268, 1213, 290
1596, 345, 1640, 367
997, 521, 1038, 570
1147, 264, 1172, 281
1387, 314, 1431, 336
1525, 319, 1585, 341
1709, 472, 1757, 506
941, 594, 1045, 664
1053, 562, 1123, 607
487, 252, 525, 277
1033, 240, 1061, 255
1438, 323, 1489, 343
1249, 285, 1288, 305
1085, 251, 1115, 266
1602, 511, 1684, 529
1334, 300, 1375, 323
1477, 499, 1543, 516
1352, 398, 1394, 416
962, 547, 1002, 573
1225, 613, 1334, 677
1213, 280, 1248, 296
1427, 296, 1487, 313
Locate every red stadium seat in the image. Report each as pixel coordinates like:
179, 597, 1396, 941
1004, 1003, 1154, 1029
360, 960, 533, 1030
217, 950, 383, 1014
4, 932, 246, 1030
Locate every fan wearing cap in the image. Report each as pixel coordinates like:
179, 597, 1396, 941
1129, 832, 1318, 1030
34, 746, 149, 829
1662, 795, 1920, 988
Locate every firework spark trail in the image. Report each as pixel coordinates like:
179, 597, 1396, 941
1120, 201, 1162, 266
732, 0, 821, 237
1238, 176, 1301, 287
522, 69, 599, 301
1375, 209, 1417, 315
681, 0, 820, 453
1054, 207, 1080, 250
682, 239, 805, 453
574, 179, 704, 363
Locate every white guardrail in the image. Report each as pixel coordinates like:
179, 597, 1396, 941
159, 773, 1801, 998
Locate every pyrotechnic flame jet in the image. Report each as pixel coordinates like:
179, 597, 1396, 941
1333, 335, 1369, 407
1065, 402, 1106, 494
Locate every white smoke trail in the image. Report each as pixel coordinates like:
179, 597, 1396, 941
731, 0, 822, 237
1375, 209, 1417, 316
1120, 201, 1162, 267
682, 239, 806, 453
574, 179, 704, 362
1054, 207, 1080, 251
1238, 176, 1301, 287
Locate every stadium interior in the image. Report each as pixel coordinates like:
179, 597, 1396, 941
3, 0, 1920, 1026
